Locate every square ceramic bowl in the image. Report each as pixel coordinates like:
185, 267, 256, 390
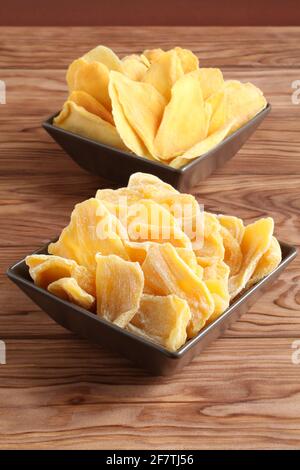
43, 104, 271, 192
7, 239, 296, 375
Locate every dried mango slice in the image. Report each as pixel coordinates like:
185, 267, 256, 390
48, 198, 128, 273
68, 90, 114, 125
194, 212, 225, 260
195, 68, 224, 100
66, 59, 111, 111
53, 101, 126, 151
82, 45, 122, 71
229, 217, 274, 299
48, 277, 95, 310
224, 80, 267, 132
96, 254, 144, 328
155, 72, 210, 159
173, 47, 199, 73
121, 54, 149, 81
247, 237, 281, 289
203, 259, 230, 322
142, 49, 184, 102
142, 243, 214, 337
109, 71, 166, 158
218, 214, 245, 244
169, 120, 234, 168
143, 48, 165, 64
220, 225, 243, 276
26, 254, 95, 295
108, 77, 151, 158
128, 294, 191, 351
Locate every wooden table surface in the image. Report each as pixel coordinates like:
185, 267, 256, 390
0, 26, 300, 450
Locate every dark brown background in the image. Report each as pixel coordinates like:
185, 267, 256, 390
0, 0, 299, 26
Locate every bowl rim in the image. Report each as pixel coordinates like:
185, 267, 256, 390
43, 103, 271, 174
7, 237, 296, 359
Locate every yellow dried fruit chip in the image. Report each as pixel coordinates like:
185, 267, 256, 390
53, 101, 126, 150
96, 254, 144, 327
195, 68, 224, 100
110, 71, 166, 158
224, 80, 267, 132
142, 49, 184, 102
129, 294, 191, 351
48, 198, 128, 272
229, 217, 274, 299
48, 277, 95, 310
218, 214, 245, 244
143, 48, 165, 64
68, 90, 114, 125
82, 45, 122, 71
169, 120, 234, 169
26, 254, 95, 296
194, 212, 225, 260
173, 47, 199, 73
66, 59, 111, 110
220, 225, 243, 276
142, 243, 214, 337
121, 54, 149, 81
109, 78, 151, 158
247, 237, 281, 289
204, 259, 230, 322
155, 72, 210, 159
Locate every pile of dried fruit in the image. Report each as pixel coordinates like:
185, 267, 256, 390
54, 45, 267, 168
26, 173, 281, 351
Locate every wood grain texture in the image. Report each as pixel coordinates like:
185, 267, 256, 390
0, 26, 299, 450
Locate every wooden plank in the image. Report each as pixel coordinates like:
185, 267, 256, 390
0, 338, 299, 449
1, 27, 300, 69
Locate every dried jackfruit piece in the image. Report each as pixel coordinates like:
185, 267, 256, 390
220, 225, 243, 276
173, 47, 199, 73
109, 77, 151, 158
142, 243, 215, 337
206, 89, 227, 135
247, 237, 281, 289
124, 240, 198, 272
155, 72, 210, 159
26, 254, 95, 296
48, 198, 128, 273
66, 59, 111, 111
229, 217, 274, 299
203, 259, 230, 322
195, 68, 224, 100
110, 71, 166, 158
128, 175, 203, 249
53, 101, 126, 150
68, 90, 114, 125
224, 80, 267, 133
127, 199, 192, 248
194, 212, 225, 260
48, 277, 95, 310
169, 120, 234, 168
143, 48, 165, 64
121, 54, 149, 81
142, 49, 184, 102
82, 45, 122, 71
96, 254, 144, 327
128, 294, 191, 351
128, 172, 179, 196
218, 214, 245, 245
